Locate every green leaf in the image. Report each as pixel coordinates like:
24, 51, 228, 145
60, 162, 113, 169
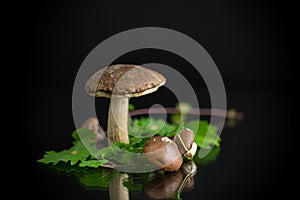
193, 147, 220, 164
76, 128, 98, 157
128, 104, 135, 111
128, 117, 179, 138
114, 142, 144, 153
72, 129, 80, 141
72, 128, 97, 143
79, 160, 108, 168
38, 141, 90, 165
185, 120, 220, 149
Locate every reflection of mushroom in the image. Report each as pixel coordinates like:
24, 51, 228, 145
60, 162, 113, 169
144, 161, 197, 199
144, 170, 183, 199
144, 136, 183, 172
109, 173, 129, 200
85, 64, 166, 144
181, 161, 197, 192
182, 175, 195, 192
173, 128, 197, 160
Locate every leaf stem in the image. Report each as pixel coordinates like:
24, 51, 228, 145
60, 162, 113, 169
129, 107, 244, 120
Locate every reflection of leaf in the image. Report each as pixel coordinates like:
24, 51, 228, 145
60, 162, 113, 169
79, 160, 108, 168
185, 120, 220, 149
38, 141, 90, 165
42, 161, 89, 174
77, 168, 115, 189
193, 147, 220, 164
123, 176, 143, 193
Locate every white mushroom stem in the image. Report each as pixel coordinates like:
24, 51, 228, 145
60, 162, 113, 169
107, 97, 129, 144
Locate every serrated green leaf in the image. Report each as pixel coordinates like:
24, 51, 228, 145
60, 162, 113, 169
72, 129, 80, 141
38, 141, 90, 165
76, 128, 98, 157
185, 120, 220, 149
72, 128, 97, 143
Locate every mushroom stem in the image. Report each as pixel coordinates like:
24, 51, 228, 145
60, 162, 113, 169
107, 97, 129, 144
109, 173, 129, 200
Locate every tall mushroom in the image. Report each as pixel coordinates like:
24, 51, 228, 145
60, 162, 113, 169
85, 64, 166, 144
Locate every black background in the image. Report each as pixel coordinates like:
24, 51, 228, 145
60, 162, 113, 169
15, 0, 296, 199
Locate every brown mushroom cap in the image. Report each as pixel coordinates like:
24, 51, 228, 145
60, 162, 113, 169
85, 64, 166, 98
144, 136, 183, 172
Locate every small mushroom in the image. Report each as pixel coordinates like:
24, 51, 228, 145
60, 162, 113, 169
81, 117, 106, 142
85, 64, 166, 144
144, 136, 183, 172
173, 128, 197, 159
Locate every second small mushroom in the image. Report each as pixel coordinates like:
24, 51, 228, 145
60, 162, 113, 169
173, 128, 197, 160
85, 64, 166, 144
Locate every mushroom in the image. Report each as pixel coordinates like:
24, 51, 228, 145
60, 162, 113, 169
173, 128, 197, 160
85, 64, 166, 144
144, 136, 183, 172
81, 117, 106, 142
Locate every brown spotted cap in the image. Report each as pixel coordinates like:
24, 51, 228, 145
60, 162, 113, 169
85, 64, 166, 98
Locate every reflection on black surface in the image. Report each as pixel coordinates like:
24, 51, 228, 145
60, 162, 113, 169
144, 161, 197, 200
109, 173, 129, 200
41, 147, 219, 199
